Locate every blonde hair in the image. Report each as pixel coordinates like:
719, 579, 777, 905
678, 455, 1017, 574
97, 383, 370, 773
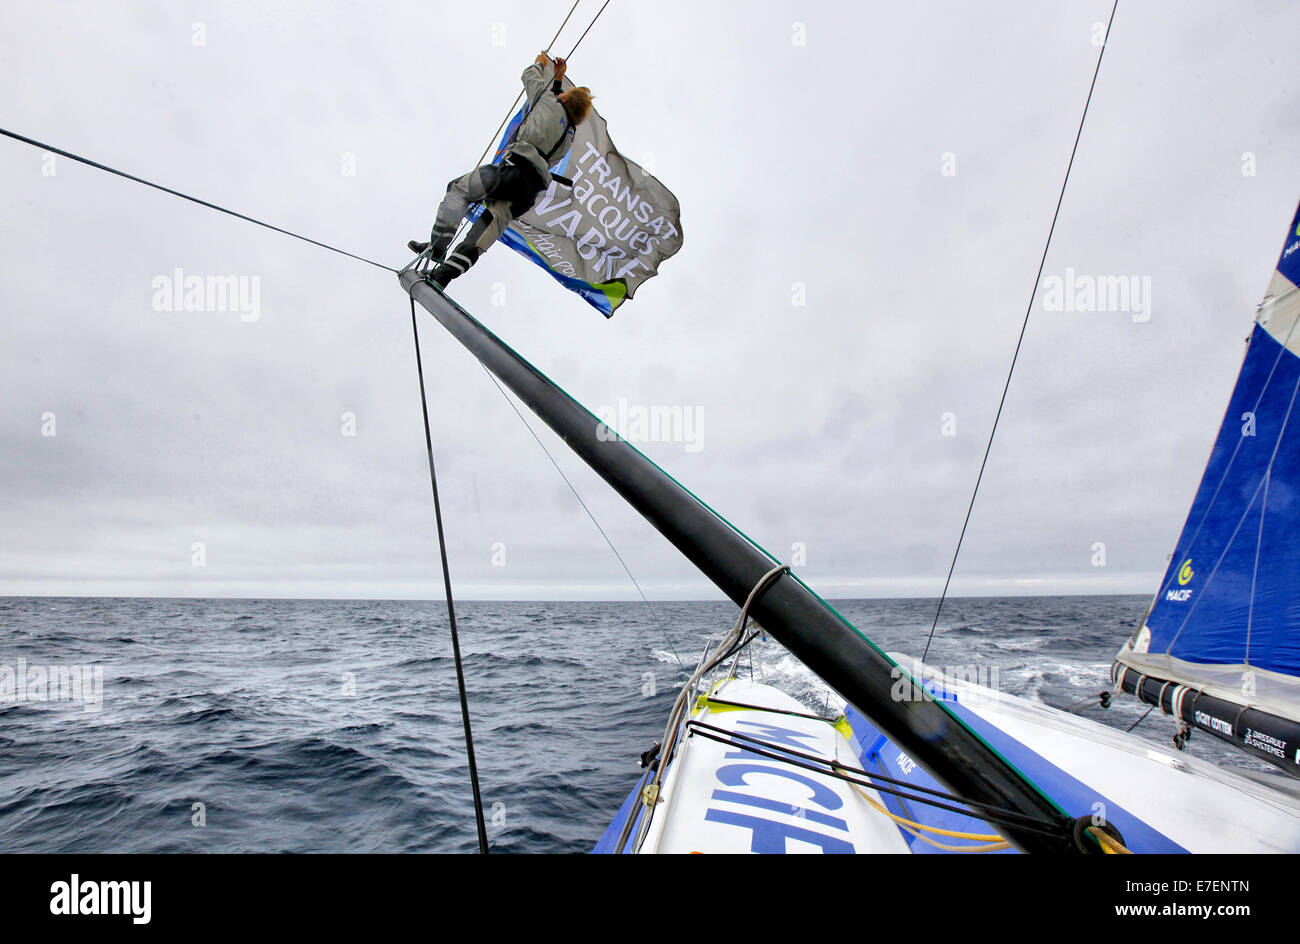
562, 87, 593, 125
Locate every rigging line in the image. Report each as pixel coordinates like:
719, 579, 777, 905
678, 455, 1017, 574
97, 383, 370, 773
1164, 363, 1300, 656
695, 695, 832, 722
408, 296, 490, 854
447, 0, 587, 250
920, 0, 1120, 663
1125, 704, 1155, 733
1084, 825, 1131, 854
0, 126, 395, 274
838, 776, 1009, 849
684, 726, 1065, 838
476, 362, 687, 673
466, 0, 584, 173
404, 287, 782, 673
714, 626, 761, 670
1063, 693, 1107, 713
565, 0, 612, 58
413, 286, 785, 571
688, 719, 1059, 828
1246, 468, 1271, 664
727, 623, 751, 679
547, 0, 586, 54
624, 563, 789, 851
1146, 311, 1300, 634
403, 285, 1048, 826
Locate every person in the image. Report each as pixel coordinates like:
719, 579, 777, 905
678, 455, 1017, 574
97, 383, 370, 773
409, 53, 593, 289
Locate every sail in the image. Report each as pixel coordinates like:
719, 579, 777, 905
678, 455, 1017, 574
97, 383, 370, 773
1116, 199, 1300, 769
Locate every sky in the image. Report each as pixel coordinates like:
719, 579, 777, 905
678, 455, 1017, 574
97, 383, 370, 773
1, 0, 1297, 601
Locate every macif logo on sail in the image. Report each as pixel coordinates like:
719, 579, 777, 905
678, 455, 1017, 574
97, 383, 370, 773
1166, 558, 1194, 601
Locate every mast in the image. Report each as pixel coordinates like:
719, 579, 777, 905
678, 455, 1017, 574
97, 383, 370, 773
400, 271, 1078, 852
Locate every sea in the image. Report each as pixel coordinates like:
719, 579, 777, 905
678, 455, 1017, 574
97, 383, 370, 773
0, 594, 1275, 854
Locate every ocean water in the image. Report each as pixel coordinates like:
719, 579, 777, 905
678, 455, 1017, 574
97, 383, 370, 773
0, 594, 1273, 853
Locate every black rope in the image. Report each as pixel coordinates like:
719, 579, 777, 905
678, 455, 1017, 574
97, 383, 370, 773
700, 568, 790, 680
408, 296, 490, 853
446, 0, 588, 250
565, 0, 612, 57
0, 126, 395, 274
712, 627, 761, 671
466, 0, 583, 172
1064, 691, 1111, 714
695, 696, 830, 723
685, 725, 1065, 839
549, 0, 585, 53
688, 719, 1060, 831
922, 0, 1120, 662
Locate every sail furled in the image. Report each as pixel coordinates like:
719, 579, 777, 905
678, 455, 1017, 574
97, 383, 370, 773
474, 82, 683, 317
1116, 201, 1300, 761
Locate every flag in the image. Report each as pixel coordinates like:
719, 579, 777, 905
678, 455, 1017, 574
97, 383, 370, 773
482, 90, 683, 317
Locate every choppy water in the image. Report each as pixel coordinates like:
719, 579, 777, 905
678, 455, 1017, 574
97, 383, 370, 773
0, 594, 1272, 853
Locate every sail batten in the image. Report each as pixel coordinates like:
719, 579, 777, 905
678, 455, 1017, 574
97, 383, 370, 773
1117, 201, 1300, 773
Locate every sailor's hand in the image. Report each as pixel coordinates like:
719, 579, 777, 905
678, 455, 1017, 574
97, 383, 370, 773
535, 51, 550, 66
553, 57, 567, 80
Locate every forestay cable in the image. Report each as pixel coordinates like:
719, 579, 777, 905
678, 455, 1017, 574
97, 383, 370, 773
921, 0, 1120, 662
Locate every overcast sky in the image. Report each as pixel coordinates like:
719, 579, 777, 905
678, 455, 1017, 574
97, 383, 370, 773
1, 0, 1297, 600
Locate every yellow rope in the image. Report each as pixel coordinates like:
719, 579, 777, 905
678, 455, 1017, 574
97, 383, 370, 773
842, 774, 1010, 852
1085, 825, 1132, 854
893, 821, 1011, 853
848, 771, 1132, 855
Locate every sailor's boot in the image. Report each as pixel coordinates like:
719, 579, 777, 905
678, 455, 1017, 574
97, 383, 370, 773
427, 245, 481, 290
408, 229, 455, 261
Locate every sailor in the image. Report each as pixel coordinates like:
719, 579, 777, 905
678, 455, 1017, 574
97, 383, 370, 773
409, 53, 593, 289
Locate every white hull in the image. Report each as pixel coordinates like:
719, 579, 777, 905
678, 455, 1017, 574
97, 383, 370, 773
604, 667, 1300, 854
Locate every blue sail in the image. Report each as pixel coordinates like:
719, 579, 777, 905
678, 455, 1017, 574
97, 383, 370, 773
1116, 200, 1300, 763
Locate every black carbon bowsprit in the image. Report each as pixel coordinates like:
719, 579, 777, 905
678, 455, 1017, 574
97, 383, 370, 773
400, 270, 1080, 853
